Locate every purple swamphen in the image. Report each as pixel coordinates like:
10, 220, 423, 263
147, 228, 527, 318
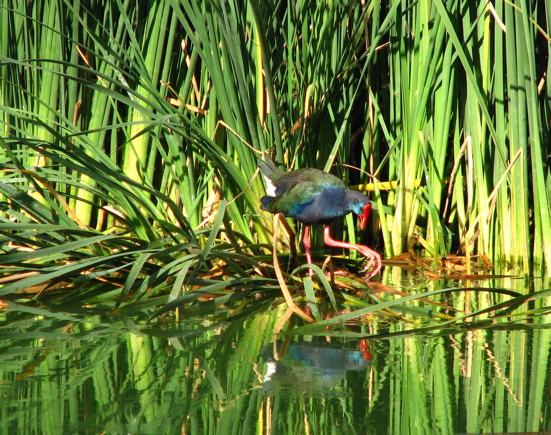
258, 156, 382, 277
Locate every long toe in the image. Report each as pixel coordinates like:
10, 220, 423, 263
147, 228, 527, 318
363, 261, 381, 278
361, 258, 375, 274
362, 262, 380, 278
356, 245, 382, 278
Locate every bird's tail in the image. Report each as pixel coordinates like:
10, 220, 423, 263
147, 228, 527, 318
260, 196, 273, 211
257, 154, 278, 177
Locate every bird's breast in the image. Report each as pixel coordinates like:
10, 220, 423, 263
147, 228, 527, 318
291, 187, 349, 225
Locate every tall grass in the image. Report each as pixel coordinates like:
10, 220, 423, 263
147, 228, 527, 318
0, 0, 550, 308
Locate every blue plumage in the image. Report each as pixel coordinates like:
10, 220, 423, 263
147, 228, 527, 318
258, 157, 371, 225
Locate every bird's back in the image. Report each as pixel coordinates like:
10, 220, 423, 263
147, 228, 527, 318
258, 157, 346, 196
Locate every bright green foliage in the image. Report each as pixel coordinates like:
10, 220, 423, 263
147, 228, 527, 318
0, 0, 550, 309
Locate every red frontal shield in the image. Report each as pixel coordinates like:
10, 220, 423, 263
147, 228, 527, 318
358, 203, 371, 230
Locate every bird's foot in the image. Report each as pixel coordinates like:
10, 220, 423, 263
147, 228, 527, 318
361, 260, 379, 278
322, 227, 382, 279
355, 244, 383, 278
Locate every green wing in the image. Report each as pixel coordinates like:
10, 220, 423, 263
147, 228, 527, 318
266, 180, 325, 216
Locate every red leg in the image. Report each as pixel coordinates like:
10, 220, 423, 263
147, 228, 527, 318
323, 226, 382, 278
302, 226, 312, 265
302, 226, 315, 276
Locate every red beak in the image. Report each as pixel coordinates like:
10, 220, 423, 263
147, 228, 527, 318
358, 203, 371, 230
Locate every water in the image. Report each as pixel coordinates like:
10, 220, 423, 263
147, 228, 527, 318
1, 270, 550, 434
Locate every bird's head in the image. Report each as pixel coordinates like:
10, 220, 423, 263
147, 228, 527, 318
346, 190, 372, 230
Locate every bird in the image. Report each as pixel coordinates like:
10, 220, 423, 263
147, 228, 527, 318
258, 156, 382, 277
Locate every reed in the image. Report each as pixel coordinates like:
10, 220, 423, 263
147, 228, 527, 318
0, 0, 550, 312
